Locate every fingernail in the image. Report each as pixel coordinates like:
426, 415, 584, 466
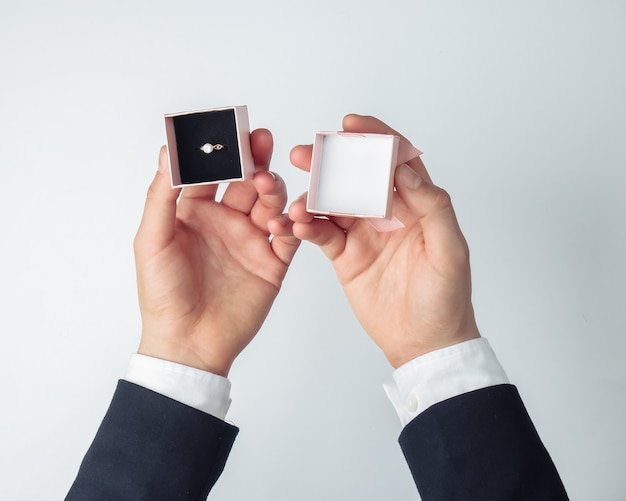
158, 148, 169, 173
254, 170, 278, 183
276, 214, 291, 227
397, 164, 422, 190
288, 193, 307, 213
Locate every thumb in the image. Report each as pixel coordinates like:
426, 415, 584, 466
134, 146, 182, 254
395, 164, 469, 265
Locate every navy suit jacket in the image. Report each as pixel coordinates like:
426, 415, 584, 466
66, 381, 568, 500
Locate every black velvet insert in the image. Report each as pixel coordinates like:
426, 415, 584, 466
173, 109, 243, 184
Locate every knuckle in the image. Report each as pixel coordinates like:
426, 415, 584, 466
451, 242, 471, 269
132, 232, 143, 255
146, 182, 159, 200
432, 187, 453, 210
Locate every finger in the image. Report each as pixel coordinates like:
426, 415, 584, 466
221, 128, 273, 213
342, 114, 432, 183
328, 215, 360, 232
342, 114, 411, 141
268, 214, 295, 238
289, 144, 313, 172
135, 146, 181, 251
288, 194, 347, 259
249, 128, 273, 171
289, 192, 357, 235
288, 192, 315, 223
268, 215, 301, 265
250, 171, 288, 233
292, 218, 347, 261
219, 179, 257, 214
395, 164, 468, 267
271, 234, 301, 266
179, 183, 218, 202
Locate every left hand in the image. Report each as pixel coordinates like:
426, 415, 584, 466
133, 129, 300, 377
287, 115, 480, 368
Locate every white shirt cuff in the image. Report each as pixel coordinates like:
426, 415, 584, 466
383, 337, 509, 427
125, 354, 232, 421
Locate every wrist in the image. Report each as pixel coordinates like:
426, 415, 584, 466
384, 324, 482, 369
137, 334, 234, 377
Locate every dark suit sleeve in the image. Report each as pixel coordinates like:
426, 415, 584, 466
66, 380, 238, 501
399, 384, 568, 500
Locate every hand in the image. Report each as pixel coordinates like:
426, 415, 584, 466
134, 129, 299, 377
288, 115, 480, 368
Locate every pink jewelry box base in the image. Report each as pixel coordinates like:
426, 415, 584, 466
164, 105, 255, 188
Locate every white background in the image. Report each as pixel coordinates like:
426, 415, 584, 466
1, 1, 624, 499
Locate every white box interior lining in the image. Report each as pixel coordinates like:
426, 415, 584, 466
309, 133, 398, 217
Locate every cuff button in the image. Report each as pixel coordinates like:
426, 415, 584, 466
406, 393, 418, 413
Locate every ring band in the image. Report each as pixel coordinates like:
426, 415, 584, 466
201, 143, 224, 154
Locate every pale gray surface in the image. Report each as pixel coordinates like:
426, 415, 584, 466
0, 1, 624, 500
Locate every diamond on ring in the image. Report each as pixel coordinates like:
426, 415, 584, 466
201, 143, 224, 154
